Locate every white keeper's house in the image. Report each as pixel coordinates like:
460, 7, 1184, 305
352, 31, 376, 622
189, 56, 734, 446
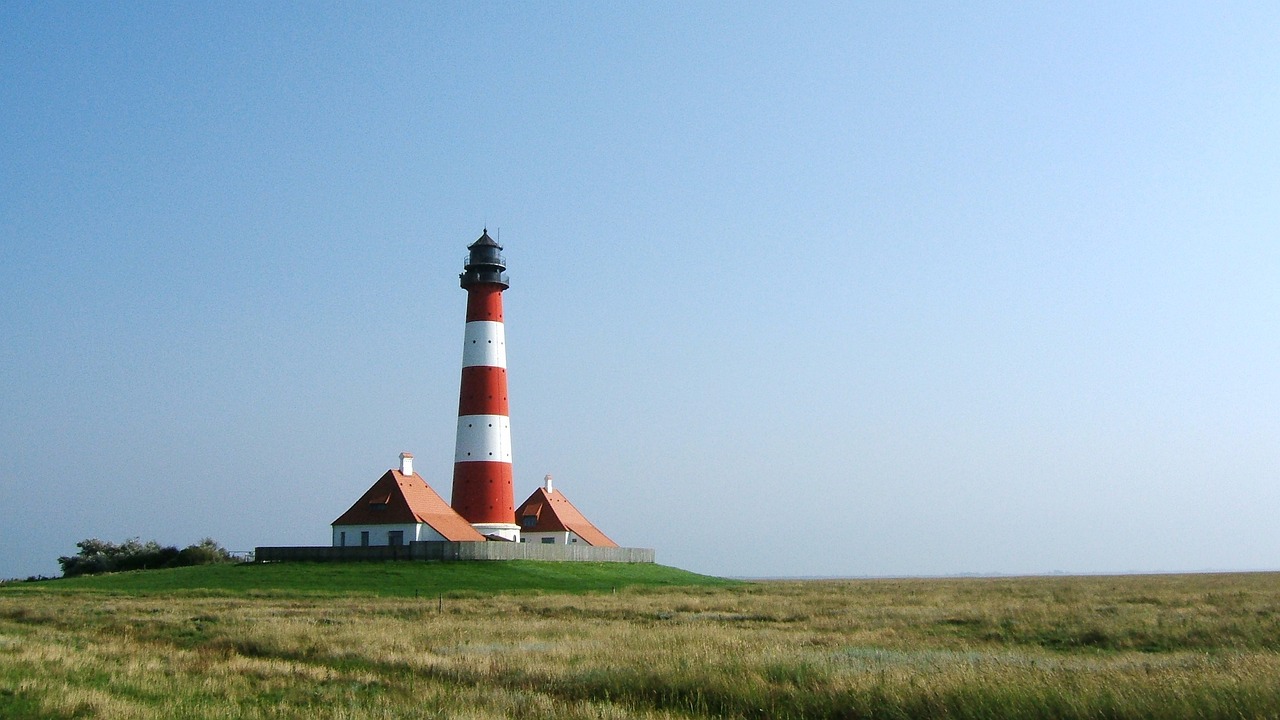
514, 475, 617, 547
332, 453, 484, 547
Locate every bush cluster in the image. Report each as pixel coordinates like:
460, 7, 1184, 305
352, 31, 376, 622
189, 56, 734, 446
58, 537, 235, 577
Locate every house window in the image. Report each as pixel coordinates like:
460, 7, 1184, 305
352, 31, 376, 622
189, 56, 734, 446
360, 531, 370, 547
571, 538, 578, 543
340, 531, 346, 547
520, 515, 537, 528
541, 537, 555, 544
388, 531, 404, 546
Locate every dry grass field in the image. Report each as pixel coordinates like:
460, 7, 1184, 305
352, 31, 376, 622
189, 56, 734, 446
3, 568, 1280, 719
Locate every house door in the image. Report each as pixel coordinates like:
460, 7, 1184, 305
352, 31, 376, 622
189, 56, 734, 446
388, 531, 404, 546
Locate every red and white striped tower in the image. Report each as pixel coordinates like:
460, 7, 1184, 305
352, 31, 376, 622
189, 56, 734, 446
450, 230, 519, 541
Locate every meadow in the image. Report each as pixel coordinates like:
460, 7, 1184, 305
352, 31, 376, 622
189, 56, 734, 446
2, 563, 1279, 719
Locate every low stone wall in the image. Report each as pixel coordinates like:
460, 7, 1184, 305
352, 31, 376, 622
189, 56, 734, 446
255, 542, 654, 564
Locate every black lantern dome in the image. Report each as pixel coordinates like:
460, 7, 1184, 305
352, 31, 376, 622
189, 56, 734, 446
459, 229, 509, 289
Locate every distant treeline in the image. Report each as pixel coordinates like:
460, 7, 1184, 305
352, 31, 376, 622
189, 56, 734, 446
58, 537, 236, 577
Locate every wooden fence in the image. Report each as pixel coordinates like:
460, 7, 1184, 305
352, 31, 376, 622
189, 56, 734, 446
255, 542, 655, 564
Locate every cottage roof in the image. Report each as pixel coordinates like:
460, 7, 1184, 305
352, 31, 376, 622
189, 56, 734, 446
332, 470, 485, 542
514, 486, 618, 547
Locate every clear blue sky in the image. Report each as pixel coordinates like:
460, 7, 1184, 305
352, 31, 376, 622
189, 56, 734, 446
3, 3, 1278, 580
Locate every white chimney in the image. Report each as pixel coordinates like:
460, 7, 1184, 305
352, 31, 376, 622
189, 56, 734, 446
399, 452, 414, 476
544, 474, 553, 494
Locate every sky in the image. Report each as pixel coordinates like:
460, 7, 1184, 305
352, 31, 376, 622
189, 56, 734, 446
3, 2, 1279, 580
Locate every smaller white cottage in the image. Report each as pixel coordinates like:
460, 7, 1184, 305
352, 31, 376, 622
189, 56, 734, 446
332, 453, 484, 547
514, 475, 617, 547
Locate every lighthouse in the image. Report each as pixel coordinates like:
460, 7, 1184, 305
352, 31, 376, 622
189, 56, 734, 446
297, 228, 652, 560
450, 230, 520, 541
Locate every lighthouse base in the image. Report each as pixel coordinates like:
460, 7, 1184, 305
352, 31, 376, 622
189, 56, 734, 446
471, 522, 521, 542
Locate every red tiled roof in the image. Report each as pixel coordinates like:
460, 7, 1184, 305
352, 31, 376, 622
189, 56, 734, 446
514, 486, 618, 547
332, 470, 485, 542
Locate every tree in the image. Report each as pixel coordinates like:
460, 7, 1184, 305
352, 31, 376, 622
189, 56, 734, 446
58, 537, 237, 577
177, 537, 235, 566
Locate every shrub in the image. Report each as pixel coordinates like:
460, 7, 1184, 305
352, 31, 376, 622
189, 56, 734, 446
177, 537, 236, 566
58, 537, 236, 577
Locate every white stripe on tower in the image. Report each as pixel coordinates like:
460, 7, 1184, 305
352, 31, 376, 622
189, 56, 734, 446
454, 415, 512, 463
461, 320, 507, 368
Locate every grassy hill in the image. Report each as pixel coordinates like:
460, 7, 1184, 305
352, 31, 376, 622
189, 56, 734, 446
3, 560, 734, 597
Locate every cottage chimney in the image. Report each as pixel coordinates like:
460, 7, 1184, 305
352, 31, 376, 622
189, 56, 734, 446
544, 474, 553, 494
400, 452, 414, 476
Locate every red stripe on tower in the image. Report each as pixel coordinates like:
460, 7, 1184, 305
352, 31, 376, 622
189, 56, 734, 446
451, 230, 519, 540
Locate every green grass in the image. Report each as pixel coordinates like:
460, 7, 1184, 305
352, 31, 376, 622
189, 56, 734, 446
1, 560, 734, 597
6, 572, 1280, 718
